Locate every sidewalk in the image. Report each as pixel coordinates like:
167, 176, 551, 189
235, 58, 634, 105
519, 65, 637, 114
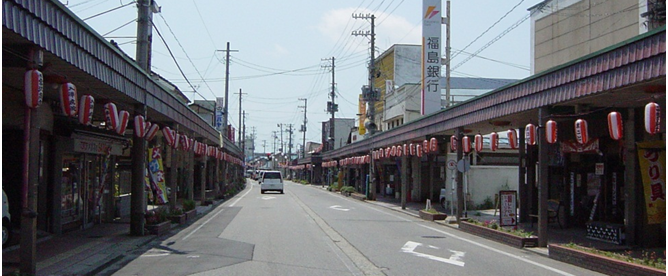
2, 199, 223, 276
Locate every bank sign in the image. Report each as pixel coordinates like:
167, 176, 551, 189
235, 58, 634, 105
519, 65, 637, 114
421, 0, 441, 116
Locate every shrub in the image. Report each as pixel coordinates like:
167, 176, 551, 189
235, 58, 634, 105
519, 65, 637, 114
182, 199, 196, 211
169, 207, 183, 216
476, 196, 494, 210
145, 209, 168, 225
564, 243, 666, 270
340, 186, 355, 193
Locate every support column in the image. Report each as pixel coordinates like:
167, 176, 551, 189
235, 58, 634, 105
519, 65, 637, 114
169, 125, 178, 210
187, 144, 194, 201
456, 128, 464, 223
538, 107, 550, 247
200, 150, 207, 204
20, 107, 40, 274
623, 108, 637, 246
518, 126, 527, 223
130, 104, 146, 237
401, 154, 408, 209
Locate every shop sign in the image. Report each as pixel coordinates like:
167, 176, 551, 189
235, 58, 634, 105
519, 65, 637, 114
595, 163, 604, 175
74, 138, 123, 155
499, 190, 517, 226
637, 141, 666, 224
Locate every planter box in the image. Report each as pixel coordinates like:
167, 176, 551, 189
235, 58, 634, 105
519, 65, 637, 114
184, 209, 197, 222
146, 221, 171, 236
459, 221, 537, 248
419, 210, 448, 221
549, 244, 665, 276
168, 214, 186, 225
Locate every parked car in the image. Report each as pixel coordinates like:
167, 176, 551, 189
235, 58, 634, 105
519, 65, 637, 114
260, 171, 283, 194
3, 190, 10, 247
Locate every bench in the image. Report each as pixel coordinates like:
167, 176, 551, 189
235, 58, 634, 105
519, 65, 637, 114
530, 200, 562, 229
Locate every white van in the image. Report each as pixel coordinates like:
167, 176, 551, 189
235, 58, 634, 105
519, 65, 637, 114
260, 171, 283, 194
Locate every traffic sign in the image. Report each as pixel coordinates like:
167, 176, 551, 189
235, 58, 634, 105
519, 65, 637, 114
447, 160, 456, 170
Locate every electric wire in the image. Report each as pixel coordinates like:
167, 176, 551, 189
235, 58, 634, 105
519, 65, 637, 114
82, 1, 136, 21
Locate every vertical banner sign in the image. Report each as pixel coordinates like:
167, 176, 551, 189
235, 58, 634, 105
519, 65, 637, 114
499, 190, 517, 226
359, 94, 366, 135
421, 0, 441, 115
148, 147, 169, 204
637, 141, 666, 224
215, 97, 225, 131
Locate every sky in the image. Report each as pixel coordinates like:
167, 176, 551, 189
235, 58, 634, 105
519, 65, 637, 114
60, 0, 537, 155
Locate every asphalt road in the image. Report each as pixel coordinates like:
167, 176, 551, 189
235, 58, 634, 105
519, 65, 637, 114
106, 180, 604, 276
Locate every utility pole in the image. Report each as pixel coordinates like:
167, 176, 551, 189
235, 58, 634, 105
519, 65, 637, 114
287, 124, 294, 166
242, 111, 246, 159
445, 1, 451, 107
262, 140, 267, 154
251, 126, 256, 160
277, 123, 284, 152
216, 42, 238, 139
235, 88, 246, 145
322, 57, 336, 150
131, 0, 159, 237
298, 98, 307, 158
352, 13, 377, 135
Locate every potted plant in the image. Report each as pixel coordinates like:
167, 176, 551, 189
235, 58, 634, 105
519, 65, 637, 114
167, 207, 185, 224
340, 186, 355, 196
419, 208, 448, 221
145, 209, 171, 236
182, 199, 197, 222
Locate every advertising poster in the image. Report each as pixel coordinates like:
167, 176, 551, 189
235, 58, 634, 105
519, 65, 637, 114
499, 190, 517, 226
637, 141, 665, 224
148, 147, 169, 204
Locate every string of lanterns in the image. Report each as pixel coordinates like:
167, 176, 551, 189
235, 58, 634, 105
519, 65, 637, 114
23, 69, 244, 166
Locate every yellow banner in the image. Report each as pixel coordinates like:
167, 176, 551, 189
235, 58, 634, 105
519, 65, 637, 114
148, 147, 169, 204
637, 141, 665, 224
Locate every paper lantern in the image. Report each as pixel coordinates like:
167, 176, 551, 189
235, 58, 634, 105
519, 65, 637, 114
403, 144, 408, 156
644, 102, 661, 135
462, 136, 471, 153
104, 103, 119, 130
474, 134, 483, 152
24, 69, 43, 109
78, 95, 94, 125
429, 137, 438, 153
173, 133, 180, 149
574, 119, 588, 144
145, 123, 160, 141
162, 126, 175, 147
416, 145, 423, 157
423, 140, 429, 153
545, 120, 558, 144
396, 145, 403, 157
134, 115, 146, 138
507, 129, 518, 149
188, 138, 195, 151
450, 135, 457, 152
391, 146, 397, 157
607, 112, 623, 141
525, 124, 537, 146
364, 155, 370, 164
116, 110, 130, 135
60, 83, 78, 117
490, 132, 499, 151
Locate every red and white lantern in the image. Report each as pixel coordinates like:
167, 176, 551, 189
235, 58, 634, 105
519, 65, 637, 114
145, 123, 160, 141
162, 126, 175, 147
396, 145, 403, 157
364, 155, 370, 164
450, 135, 457, 152
78, 95, 94, 125
391, 146, 397, 157
403, 144, 408, 156
24, 69, 43, 109
644, 102, 661, 135
490, 132, 499, 151
525, 124, 537, 146
462, 136, 471, 153
385, 147, 391, 158
474, 134, 483, 152
60, 82, 78, 117
507, 129, 518, 149
134, 115, 146, 138
430, 137, 438, 153
423, 140, 429, 153
104, 102, 119, 130
116, 110, 130, 135
416, 145, 423, 157
607, 111, 623, 141
410, 144, 416, 156
545, 120, 558, 144
574, 119, 588, 144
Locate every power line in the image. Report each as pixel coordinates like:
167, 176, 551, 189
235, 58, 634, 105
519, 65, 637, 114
82, 1, 136, 21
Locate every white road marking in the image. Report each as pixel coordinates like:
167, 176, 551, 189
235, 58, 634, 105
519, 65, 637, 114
330, 205, 351, 211
401, 241, 465, 267
261, 196, 276, 200
140, 248, 171, 258
181, 184, 253, 241
418, 224, 576, 276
